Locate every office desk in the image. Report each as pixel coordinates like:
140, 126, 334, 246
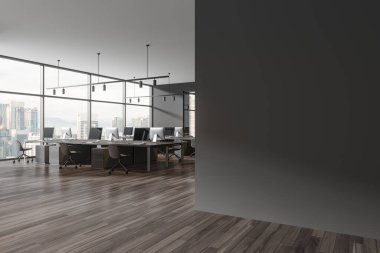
45, 139, 181, 172
165, 136, 195, 141
165, 136, 194, 156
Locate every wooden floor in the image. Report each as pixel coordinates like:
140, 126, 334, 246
0, 158, 379, 253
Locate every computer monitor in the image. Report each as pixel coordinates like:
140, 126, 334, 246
174, 127, 183, 137
164, 127, 175, 137
123, 126, 134, 136
61, 127, 72, 139
43, 127, 54, 139
149, 127, 164, 141
105, 127, 119, 140
88, 127, 103, 140
133, 128, 150, 141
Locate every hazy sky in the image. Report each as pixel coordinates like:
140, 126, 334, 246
0, 0, 195, 83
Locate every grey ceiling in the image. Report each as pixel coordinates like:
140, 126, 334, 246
0, 0, 194, 83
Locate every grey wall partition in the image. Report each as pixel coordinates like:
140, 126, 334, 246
153, 82, 195, 127
196, 0, 380, 238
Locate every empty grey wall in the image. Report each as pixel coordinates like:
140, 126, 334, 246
153, 82, 195, 127
196, 0, 380, 238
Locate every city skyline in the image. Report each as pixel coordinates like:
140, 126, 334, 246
0, 100, 150, 159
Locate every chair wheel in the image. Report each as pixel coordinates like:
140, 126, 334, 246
125, 171, 128, 174
59, 166, 62, 169
31, 159, 34, 162
79, 164, 82, 167
108, 171, 112, 175
75, 166, 77, 169
27, 160, 29, 163
13, 160, 15, 164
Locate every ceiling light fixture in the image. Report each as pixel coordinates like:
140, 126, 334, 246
146, 44, 150, 78
93, 52, 101, 92
55, 59, 60, 95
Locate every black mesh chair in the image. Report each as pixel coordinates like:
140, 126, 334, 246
108, 145, 129, 175
163, 127, 182, 160
13, 140, 33, 163
59, 143, 81, 169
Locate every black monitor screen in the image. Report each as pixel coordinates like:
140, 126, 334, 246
43, 127, 54, 139
134, 128, 150, 141
124, 127, 134, 136
164, 127, 175, 136
89, 127, 103, 140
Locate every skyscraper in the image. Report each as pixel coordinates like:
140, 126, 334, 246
0, 104, 10, 130
112, 117, 123, 132
11, 101, 25, 130
76, 113, 98, 139
24, 107, 39, 133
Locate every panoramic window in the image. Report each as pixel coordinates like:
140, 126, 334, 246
126, 105, 151, 127
126, 83, 151, 106
91, 77, 124, 103
0, 93, 40, 159
0, 56, 153, 159
0, 58, 41, 94
45, 98, 88, 139
45, 67, 89, 99
91, 102, 124, 139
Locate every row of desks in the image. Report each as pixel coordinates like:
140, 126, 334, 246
37, 139, 185, 172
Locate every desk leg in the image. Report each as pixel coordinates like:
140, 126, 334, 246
147, 147, 151, 172
166, 146, 169, 168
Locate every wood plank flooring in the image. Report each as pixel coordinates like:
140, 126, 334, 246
0, 158, 379, 253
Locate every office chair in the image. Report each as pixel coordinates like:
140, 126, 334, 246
108, 145, 129, 175
190, 138, 195, 157
168, 144, 182, 161
59, 143, 81, 169
13, 140, 33, 163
